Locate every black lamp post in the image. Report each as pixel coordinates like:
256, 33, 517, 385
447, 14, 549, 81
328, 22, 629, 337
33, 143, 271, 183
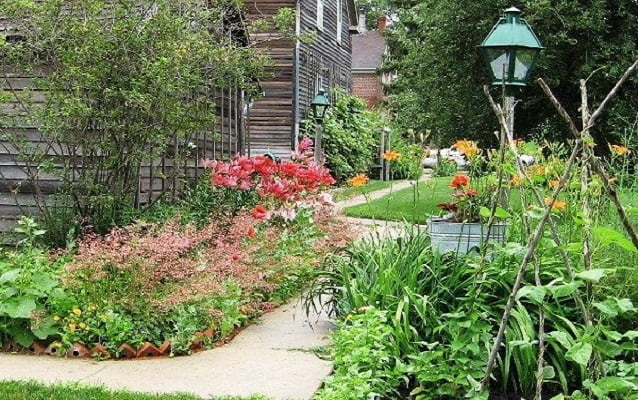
310, 89, 331, 163
479, 6, 543, 137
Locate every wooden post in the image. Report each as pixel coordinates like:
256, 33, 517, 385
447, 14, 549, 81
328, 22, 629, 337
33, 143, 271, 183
314, 123, 323, 164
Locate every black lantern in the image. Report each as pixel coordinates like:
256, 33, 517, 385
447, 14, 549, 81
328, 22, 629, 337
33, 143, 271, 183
479, 7, 543, 90
310, 89, 331, 122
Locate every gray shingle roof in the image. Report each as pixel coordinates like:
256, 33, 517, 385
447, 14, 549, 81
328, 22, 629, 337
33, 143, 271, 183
351, 30, 386, 70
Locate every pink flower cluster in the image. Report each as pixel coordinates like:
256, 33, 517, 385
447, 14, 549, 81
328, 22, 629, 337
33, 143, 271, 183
203, 138, 335, 204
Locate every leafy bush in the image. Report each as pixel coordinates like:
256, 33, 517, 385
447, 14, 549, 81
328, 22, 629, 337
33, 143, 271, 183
318, 93, 381, 182
388, 140, 424, 180
310, 226, 638, 399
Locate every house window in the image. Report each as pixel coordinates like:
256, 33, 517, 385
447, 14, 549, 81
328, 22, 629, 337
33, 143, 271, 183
336, 0, 342, 43
316, 0, 324, 31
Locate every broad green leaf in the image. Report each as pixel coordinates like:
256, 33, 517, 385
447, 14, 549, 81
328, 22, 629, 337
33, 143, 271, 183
565, 342, 592, 367
31, 274, 58, 293
11, 329, 34, 348
592, 376, 637, 394
616, 298, 635, 313
516, 285, 546, 304
548, 395, 564, 400
623, 331, 638, 340
593, 227, 638, 253
479, 207, 491, 218
547, 331, 572, 349
494, 207, 511, 219
549, 282, 581, 298
593, 301, 619, 317
574, 269, 606, 283
31, 318, 59, 340
0, 269, 21, 284
543, 365, 555, 379
2, 297, 37, 319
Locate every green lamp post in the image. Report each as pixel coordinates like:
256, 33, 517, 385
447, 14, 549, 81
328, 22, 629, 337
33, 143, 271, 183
310, 89, 331, 163
479, 6, 543, 136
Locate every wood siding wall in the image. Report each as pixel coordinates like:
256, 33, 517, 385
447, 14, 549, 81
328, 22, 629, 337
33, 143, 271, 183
244, 0, 353, 159
244, 0, 297, 159
0, 68, 244, 233
297, 0, 352, 117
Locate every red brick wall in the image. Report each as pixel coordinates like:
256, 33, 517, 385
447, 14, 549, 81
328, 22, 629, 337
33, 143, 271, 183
352, 73, 385, 108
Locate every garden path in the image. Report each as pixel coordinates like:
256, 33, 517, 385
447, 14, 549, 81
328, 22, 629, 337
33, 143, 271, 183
0, 176, 430, 400
0, 300, 332, 400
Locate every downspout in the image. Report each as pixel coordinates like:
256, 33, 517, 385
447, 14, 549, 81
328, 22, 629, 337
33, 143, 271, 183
293, 0, 302, 151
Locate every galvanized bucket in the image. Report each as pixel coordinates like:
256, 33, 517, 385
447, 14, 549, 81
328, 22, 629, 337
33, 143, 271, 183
427, 219, 508, 255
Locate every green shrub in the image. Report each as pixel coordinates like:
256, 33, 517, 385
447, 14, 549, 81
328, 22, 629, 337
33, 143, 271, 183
389, 140, 424, 180
318, 93, 381, 182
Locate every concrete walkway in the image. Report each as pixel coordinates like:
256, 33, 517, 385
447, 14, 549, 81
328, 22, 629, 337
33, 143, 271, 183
0, 301, 332, 400
0, 177, 430, 399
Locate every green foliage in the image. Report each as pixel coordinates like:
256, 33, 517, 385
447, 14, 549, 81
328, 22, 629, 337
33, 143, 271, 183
0, 218, 71, 347
388, 137, 424, 180
318, 93, 381, 182
383, 0, 638, 148
314, 309, 407, 400
432, 157, 458, 177
311, 220, 638, 399
0, 0, 267, 233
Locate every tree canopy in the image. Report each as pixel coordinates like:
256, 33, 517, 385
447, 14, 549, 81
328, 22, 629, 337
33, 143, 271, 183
383, 0, 638, 150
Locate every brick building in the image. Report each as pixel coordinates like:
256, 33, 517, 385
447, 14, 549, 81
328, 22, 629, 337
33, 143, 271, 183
351, 15, 391, 108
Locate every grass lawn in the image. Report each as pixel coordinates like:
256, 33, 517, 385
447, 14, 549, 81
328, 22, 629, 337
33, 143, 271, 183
332, 179, 402, 202
343, 177, 455, 223
0, 381, 271, 400
343, 177, 523, 223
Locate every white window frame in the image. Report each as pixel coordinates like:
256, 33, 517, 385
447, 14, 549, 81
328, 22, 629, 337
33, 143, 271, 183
336, 0, 342, 43
316, 0, 324, 31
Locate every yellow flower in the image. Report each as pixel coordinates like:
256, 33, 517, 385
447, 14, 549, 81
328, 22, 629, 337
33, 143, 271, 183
383, 149, 401, 162
68, 323, 77, 332
53, 316, 61, 322
610, 144, 630, 156
79, 322, 87, 329
545, 197, 567, 212
452, 139, 479, 158
549, 179, 559, 189
347, 174, 369, 188
532, 165, 546, 176
88, 305, 97, 312
72, 308, 82, 316
510, 174, 522, 187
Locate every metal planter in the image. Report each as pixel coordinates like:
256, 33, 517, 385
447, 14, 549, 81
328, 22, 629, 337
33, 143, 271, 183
428, 218, 508, 255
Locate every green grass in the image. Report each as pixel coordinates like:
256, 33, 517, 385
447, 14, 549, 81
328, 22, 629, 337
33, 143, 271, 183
0, 381, 272, 400
343, 177, 526, 223
332, 179, 402, 202
343, 177, 456, 223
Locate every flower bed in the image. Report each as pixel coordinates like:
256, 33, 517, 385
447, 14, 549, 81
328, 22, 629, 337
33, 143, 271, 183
0, 141, 352, 359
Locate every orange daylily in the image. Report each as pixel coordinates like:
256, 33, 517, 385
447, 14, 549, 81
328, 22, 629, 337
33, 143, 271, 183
450, 174, 469, 189
348, 174, 369, 188
383, 149, 401, 162
510, 174, 522, 187
452, 139, 479, 158
610, 144, 630, 156
545, 197, 567, 212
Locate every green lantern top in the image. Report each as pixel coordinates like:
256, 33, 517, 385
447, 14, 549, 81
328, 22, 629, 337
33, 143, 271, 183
479, 7, 544, 88
311, 89, 331, 122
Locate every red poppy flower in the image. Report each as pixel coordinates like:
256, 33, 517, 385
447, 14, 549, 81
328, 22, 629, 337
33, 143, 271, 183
450, 174, 469, 189
231, 253, 242, 261
251, 204, 268, 220
465, 188, 478, 197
